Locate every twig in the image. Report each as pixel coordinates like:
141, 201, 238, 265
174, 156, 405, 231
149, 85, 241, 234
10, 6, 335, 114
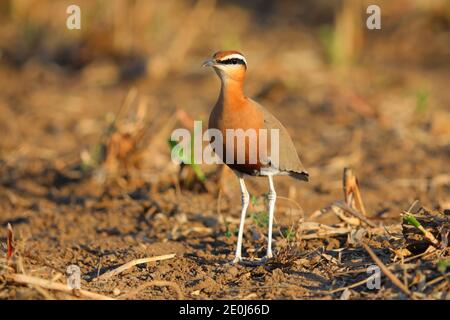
361, 242, 414, 299
343, 168, 368, 216
6, 273, 114, 300
299, 222, 351, 239
335, 201, 376, 227
321, 261, 415, 296
94, 254, 176, 281
114, 88, 138, 125
325, 276, 371, 294
406, 200, 419, 213
332, 205, 360, 226
6, 223, 14, 269
422, 272, 450, 290
334, 249, 441, 277
403, 249, 440, 263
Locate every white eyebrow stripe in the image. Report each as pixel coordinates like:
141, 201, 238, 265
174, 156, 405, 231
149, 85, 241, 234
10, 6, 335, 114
220, 54, 247, 65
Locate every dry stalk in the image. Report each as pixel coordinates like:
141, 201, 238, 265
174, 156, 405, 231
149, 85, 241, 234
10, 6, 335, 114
361, 242, 414, 299
422, 272, 450, 290
335, 201, 376, 228
104, 90, 148, 173
343, 168, 368, 216
332, 205, 360, 226
298, 222, 351, 240
323, 275, 374, 295
94, 254, 176, 281
6, 273, 114, 300
6, 223, 14, 271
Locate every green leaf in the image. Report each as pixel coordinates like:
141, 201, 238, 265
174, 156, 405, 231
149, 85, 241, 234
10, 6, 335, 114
283, 227, 296, 241
251, 211, 269, 228
191, 163, 206, 182
403, 214, 421, 229
437, 260, 450, 274
168, 136, 206, 182
415, 89, 429, 114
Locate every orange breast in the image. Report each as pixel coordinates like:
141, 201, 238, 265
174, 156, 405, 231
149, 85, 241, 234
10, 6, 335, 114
209, 98, 267, 175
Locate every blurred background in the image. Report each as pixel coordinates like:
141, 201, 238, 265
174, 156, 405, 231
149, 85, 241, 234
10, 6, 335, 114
0, 0, 449, 221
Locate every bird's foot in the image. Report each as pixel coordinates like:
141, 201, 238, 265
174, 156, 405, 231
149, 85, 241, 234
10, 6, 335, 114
231, 256, 263, 266
260, 251, 274, 264
232, 256, 242, 265
230, 253, 274, 266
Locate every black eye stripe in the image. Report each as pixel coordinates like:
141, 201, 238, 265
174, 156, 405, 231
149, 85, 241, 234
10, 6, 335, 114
219, 58, 246, 65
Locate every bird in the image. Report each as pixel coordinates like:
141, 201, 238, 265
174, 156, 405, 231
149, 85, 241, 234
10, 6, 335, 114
203, 50, 309, 264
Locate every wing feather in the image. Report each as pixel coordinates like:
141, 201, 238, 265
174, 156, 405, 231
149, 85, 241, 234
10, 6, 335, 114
250, 99, 309, 181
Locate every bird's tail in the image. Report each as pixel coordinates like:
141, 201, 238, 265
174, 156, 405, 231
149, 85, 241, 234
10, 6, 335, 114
289, 170, 309, 182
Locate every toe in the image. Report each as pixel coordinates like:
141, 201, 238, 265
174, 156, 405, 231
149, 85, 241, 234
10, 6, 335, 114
232, 257, 241, 264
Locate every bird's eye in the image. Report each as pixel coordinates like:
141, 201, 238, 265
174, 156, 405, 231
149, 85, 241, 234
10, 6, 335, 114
219, 58, 245, 66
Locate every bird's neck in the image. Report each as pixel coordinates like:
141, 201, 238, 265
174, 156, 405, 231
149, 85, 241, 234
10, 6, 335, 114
219, 77, 246, 107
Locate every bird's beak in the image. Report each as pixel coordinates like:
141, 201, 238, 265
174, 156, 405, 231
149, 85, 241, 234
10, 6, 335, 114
202, 59, 216, 68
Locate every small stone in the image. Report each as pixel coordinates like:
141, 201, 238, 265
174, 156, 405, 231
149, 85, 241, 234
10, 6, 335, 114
228, 266, 239, 277
191, 290, 200, 296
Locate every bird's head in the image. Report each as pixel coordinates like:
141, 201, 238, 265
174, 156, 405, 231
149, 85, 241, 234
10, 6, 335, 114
202, 50, 247, 82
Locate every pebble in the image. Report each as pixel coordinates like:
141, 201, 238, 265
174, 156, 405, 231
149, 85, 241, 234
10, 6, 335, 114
228, 266, 239, 277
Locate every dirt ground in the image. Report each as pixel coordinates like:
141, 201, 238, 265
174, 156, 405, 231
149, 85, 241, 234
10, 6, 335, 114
0, 1, 449, 300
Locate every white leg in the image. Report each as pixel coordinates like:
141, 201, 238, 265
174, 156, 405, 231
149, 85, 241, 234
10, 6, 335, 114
266, 175, 276, 259
233, 176, 249, 264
